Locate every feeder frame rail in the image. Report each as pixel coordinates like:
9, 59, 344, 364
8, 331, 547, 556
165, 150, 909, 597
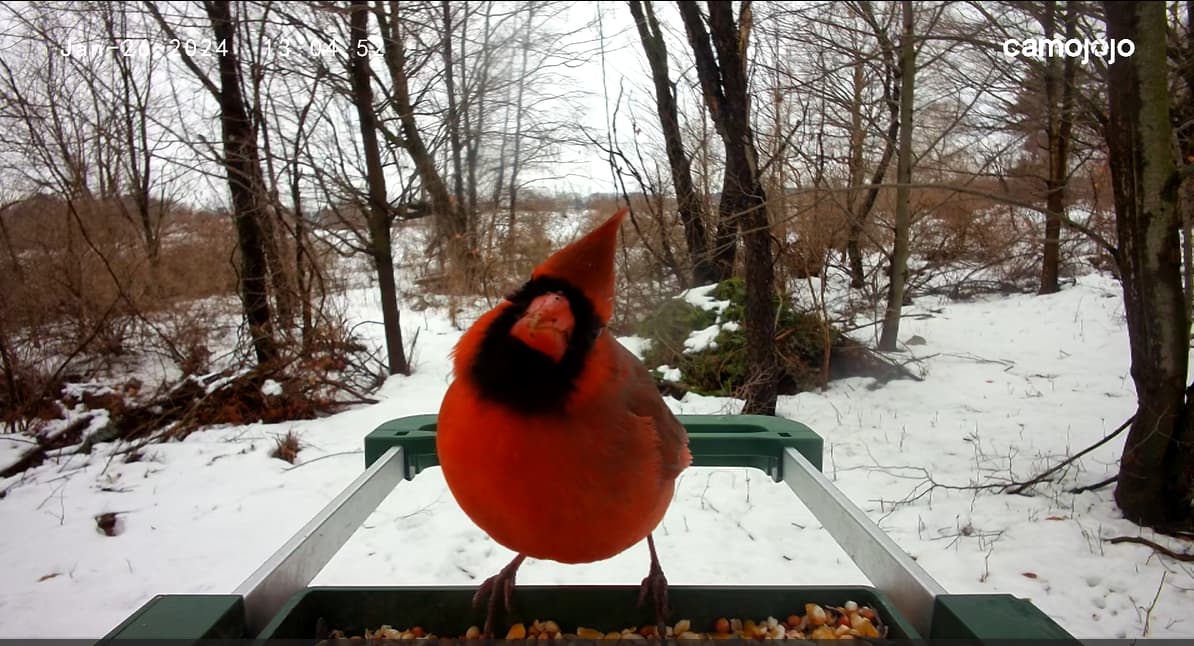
233, 439, 947, 637
234, 446, 407, 635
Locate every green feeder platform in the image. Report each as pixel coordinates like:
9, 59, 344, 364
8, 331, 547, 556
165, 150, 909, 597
102, 415, 1077, 643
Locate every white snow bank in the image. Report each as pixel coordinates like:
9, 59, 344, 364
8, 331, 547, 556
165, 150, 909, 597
0, 272, 1189, 640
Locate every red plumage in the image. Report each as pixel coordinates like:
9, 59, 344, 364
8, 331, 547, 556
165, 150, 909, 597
436, 208, 690, 632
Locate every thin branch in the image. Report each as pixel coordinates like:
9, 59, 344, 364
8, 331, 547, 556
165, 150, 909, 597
282, 449, 364, 471
1004, 414, 1133, 495
141, 1, 221, 99
1068, 475, 1117, 494
1142, 571, 1167, 636
1107, 537, 1194, 562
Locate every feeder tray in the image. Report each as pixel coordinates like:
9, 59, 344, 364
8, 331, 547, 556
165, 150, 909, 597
102, 415, 1077, 643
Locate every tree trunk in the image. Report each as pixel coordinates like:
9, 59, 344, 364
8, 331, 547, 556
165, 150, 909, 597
628, 0, 718, 285
1038, 1, 1061, 294
878, 0, 915, 352
250, 120, 294, 331
1105, 1, 1193, 528
1184, 178, 1194, 324
463, 3, 491, 243
205, 0, 277, 366
292, 174, 312, 350
845, 59, 868, 288
442, 1, 467, 227
678, 1, 741, 281
286, 82, 319, 350
492, 65, 512, 218
1039, 1, 1076, 295
852, 2, 903, 292
350, 0, 408, 376
506, 4, 534, 247
0, 201, 23, 279
1172, 0, 1194, 324
709, 205, 740, 279
848, 114, 899, 290
679, 1, 777, 415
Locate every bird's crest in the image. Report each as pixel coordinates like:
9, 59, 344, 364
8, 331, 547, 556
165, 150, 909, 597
530, 207, 628, 323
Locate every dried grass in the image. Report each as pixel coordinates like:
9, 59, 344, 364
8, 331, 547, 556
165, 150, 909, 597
271, 430, 302, 464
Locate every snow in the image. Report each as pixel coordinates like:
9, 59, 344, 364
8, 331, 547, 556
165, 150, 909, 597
654, 365, 682, 383
617, 335, 651, 361
0, 436, 35, 473
2, 272, 1192, 639
684, 323, 724, 353
678, 285, 738, 354
61, 383, 114, 400
679, 284, 730, 315
260, 379, 283, 397
0, 407, 111, 475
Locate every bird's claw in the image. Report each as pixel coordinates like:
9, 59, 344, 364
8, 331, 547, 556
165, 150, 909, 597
637, 559, 670, 637
473, 554, 526, 638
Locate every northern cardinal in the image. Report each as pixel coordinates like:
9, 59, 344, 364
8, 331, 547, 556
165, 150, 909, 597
436, 207, 691, 636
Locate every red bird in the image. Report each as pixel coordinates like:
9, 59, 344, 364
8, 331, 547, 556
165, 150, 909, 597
436, 207, 691, 636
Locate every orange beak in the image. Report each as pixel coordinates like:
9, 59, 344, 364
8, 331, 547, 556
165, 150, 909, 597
510, 293, 575, 362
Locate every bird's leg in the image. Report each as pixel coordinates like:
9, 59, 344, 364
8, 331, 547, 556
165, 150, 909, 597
637, 534, 670, 637
473, 553, 527, 637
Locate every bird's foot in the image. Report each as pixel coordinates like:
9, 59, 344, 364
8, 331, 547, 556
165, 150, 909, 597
637, 535, 670, 637
473, 553, 526, 638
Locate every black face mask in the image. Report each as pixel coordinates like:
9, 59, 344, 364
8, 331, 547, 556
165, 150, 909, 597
470, 276, 604, 415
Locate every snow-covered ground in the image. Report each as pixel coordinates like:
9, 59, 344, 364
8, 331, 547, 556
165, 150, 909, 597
1, 269, 1190, 639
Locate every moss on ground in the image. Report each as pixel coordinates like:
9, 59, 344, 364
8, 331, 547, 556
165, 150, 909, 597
637, 278, 872, 397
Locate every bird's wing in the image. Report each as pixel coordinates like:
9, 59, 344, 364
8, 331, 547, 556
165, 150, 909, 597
613, 337, 692, 479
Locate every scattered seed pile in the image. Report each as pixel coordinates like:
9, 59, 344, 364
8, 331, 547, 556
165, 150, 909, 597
320, 600, 887, 642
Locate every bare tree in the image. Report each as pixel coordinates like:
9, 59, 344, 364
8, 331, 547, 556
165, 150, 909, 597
627, 0, 718, 285
93, 3, 169, 286
505, 2, 536, 246
442, 1, 466, 223
461, 2, 501, 236
678, 0, 777, 415
0, 6, 159, 354
850, 1, 904, 291
877, 0, 916, 351
259, 42, 329, 348
373, 1, 474, 284
1103, 0, 1193, 528
348, 0, 408, 376
1037, 1, 1078, 295
145, 0, 278, 365
758, 1, 908, 291
238, 3, 298, 329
